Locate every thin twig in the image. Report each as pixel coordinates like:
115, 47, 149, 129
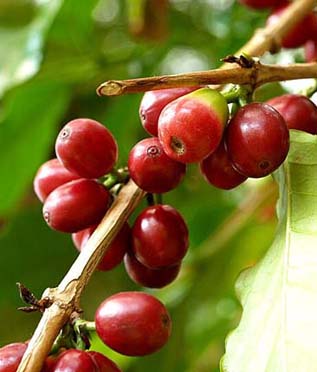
97, 62, 317, 96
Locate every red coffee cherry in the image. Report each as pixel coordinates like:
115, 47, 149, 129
42, 354, 58, 372
267, 94, 317, 134
43, 179, 111, 233
225, 103, 289, 178
200, 140, 247, 190
128, 137, 186, 193
33, 158, 80, 203
238, 0, 283, 9
266, 3, 317, 48
305, 40, 317, 62
132, 204, 189, 268
139, 87, 199, 136
52, 349, 121, 372
158, 88, 229, 163
0, 342, 27, 372
88, 351, 122, 372
55, 118, 118, 178
72, 223, 131, 271
124, 251, 181, 288
95, 292, 172, 356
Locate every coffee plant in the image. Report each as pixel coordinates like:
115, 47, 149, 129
1, 0, 317, 371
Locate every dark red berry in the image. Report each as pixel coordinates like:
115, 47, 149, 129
139, 87, 199, 136
55, 118, 118, 178
305, 40, 317, 62
43, 179, 110, 233
158, 88, 228, 163
128, 137, 186, 193
267, 94, 317, 134
225, 103, 289, 178
52, 349, 96, 372
267, 3, 317, 49
72, 222, 131, 271
124, 251, 181, 288
33, 158, 80, 202
238, 0, 283, 9
0, 342, 27, 372
95, 292, 172, 356
42, 354, 58, 372
51, 350, 121, 372
89, 351, 122, 372
200, 140, 247, 189
132, 204, 189, 268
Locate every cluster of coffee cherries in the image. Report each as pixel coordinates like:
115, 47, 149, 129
136, 84, 317, 191
238, 0, 317, 61
32, 115, 190, 288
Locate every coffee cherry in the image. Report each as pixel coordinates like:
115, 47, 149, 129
139, 87, 199, 136
128, 137, 186, 193
158, 88, 229, 163
56, 118, 118, 179
95, 292, 172, 356
200, 140, 247, 190
88, 351, 122, 372
42, 354, 58, 372
225, 103, 289, 178
0, 342, 27, 372
267, 94, 317, 134
132, 204, 189, 268
52, 349, 121, 372
33, 158, 80, 203
305, 40, 317, 63
43, 179, 111, 233
124, 252, 181, 288
238, 0, 283, 9
72, 223, 131, 271
267, 3, 317, 48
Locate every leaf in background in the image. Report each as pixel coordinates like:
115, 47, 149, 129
0, 0, 62, 97
0, 81, 70, 215
221, 130, 317, 372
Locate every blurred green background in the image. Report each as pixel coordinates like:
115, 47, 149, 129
0, 1, 280, 371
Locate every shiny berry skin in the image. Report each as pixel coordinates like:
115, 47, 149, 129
88, 351, 122, 372
158, 88, 229, 163
124, 251, 181, 288
43, 179, 111, 233
0, 342, 27, 372
95, 291, 172, 356
200, 140, 247, 189
305, 40, 317, 62
267, 94, 317, 134
225, 103, 289, 178
128, 137, 186, 193
238, 0, 283, 9
55, 118, 118, 178
132, 204, 189, 268
72, 222, 131, 271
266, 3, 317, 48
53, 349, 121, 372
33, 158, 80, 202
139, 87, 199, 136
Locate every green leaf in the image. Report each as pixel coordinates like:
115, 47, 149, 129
0, 81, 70, 215
0, 0, 62, 96
221, 130, 317, 372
